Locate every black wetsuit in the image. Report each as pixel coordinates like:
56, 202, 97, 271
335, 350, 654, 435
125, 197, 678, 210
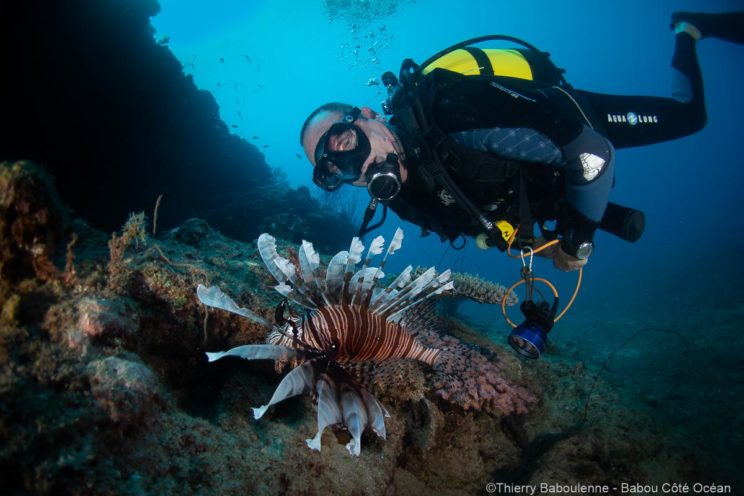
576, 32, 706, 149
387, 30, 709, 253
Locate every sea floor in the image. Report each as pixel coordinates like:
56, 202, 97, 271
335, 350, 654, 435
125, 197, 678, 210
1, 161, 739, 495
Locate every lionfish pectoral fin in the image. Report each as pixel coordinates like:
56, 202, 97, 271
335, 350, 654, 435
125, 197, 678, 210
360, 388, 388, 439
344, 412, 365, 456
205, 344, 297, 363
252, 405, 269, 419
197, 284, 270, 328
339, 383, 368, 457
253, 359, 316, 420
306, 377, 342, 452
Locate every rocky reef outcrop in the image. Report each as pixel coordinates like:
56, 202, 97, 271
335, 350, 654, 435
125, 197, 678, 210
0, 161, 703, 495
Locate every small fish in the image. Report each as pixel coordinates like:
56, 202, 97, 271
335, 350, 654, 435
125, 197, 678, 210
242, 54, 253, 63
257, 84, 267, 90
231, 124, 238, 128
252, 136, 260, 139
238, 111, 243, 119
220, 57, 224, 63
262, 144, 270, 148
295, 153, 302, 159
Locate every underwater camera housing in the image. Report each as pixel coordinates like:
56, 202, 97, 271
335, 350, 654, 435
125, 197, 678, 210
508, 299, 557, 359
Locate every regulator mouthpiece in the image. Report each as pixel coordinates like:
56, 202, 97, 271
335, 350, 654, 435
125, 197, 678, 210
366, 153, 402, 201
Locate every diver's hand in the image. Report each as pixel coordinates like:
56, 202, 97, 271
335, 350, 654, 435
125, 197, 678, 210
534, 238, 588, 272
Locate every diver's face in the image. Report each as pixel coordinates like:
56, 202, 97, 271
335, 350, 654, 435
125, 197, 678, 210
302, 112, 343, 167
303, 110, 406, 190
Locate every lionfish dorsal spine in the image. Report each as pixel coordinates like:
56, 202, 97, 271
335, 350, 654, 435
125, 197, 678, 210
350, 267, 383, 306
257, 234, 287, 284
258, 233, 319, 309
340, 237, 364, 305
379, 268, 453, 319
351, 235, 384, 306
324, 250, 348, 305
274, 257, 320, 308
374, 267, 435, 316
300, 240, 328, 305
368, 264, 412, 312
386, 278, 455, 321
363, 228, 402, 308
298, 241, 316, 283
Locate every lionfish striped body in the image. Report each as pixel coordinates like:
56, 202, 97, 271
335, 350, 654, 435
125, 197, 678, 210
197, 228, 452, 455
268, 304, 441, 366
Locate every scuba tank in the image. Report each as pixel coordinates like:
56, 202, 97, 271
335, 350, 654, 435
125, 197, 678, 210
380, 35, 645, 245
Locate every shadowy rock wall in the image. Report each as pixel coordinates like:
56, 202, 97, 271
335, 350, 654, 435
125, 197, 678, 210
1, 0, 354, 250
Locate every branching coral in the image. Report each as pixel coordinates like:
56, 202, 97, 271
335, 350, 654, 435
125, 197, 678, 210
418, 302, 535, 415
107, 212, 147, 291
413, 267, 519, 307
349, 300, 535, 416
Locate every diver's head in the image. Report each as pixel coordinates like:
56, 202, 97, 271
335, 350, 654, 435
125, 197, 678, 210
300, 103, 407, 196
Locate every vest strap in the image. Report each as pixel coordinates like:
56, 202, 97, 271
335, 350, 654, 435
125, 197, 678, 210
463, 47, 494, 76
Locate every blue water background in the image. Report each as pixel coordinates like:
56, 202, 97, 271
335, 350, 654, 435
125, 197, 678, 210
151, 0, 744, 474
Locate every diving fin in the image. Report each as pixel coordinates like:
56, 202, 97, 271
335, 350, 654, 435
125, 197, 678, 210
671, 12, 744, 44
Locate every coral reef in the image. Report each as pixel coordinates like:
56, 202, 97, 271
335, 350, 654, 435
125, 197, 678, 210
414, 267, 519, 307
0, 163, 708, 494
450, 270, 520, 307
351, 302, 536, 416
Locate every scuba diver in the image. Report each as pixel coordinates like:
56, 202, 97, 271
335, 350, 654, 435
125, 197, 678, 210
300, 11, 744, 272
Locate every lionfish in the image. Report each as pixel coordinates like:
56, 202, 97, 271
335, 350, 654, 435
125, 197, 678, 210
197, 228, 453, 455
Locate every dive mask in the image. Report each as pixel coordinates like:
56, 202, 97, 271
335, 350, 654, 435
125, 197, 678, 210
312, 109, 372, 191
